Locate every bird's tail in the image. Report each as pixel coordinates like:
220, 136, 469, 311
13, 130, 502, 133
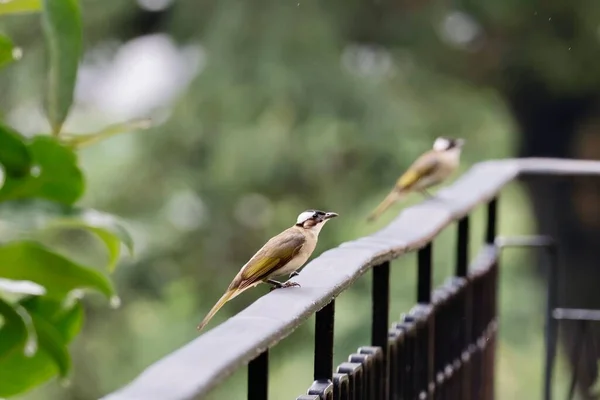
367, 189, 406, 222
197, 288, 239, 331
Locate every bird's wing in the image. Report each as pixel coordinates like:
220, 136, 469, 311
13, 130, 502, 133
396, 151, 439, 190
233, 229, 306, 291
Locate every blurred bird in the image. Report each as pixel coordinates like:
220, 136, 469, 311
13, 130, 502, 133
367, 137, 465, 222
197, 210, 339, 331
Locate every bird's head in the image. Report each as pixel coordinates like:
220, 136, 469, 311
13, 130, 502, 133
295, 210, 338, 234
432, 137, 465, 152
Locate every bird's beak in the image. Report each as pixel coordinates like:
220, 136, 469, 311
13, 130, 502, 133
323, 212, 339, 220
455, 138, 466, 148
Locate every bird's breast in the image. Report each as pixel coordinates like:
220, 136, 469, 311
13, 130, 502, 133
270, 235, 317, 278
416, 152, 459, 189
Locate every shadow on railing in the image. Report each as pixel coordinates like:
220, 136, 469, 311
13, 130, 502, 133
101, 158, 600, 400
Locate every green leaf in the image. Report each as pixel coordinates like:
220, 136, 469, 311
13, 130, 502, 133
30, 312, 71, 378
48, 214, 134, 272
61, 118, 154, 148
0, 122, 32, 178
0, 0, 41, 16
0, 200, 134, 271
0, 298, 37, 360
61, 227, 129, 273
22, 297, 84, 342
0, 299, 82, 397
0, 338, 57, 397
0, 136, 84, 204
41, 0, 82, 134
0, 278, 46, 296
0, 34, 22, 69
0, 278, 46, 304
0, 241, 117, 302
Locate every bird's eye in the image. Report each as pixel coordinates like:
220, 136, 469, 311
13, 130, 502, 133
313, 213, 319, 219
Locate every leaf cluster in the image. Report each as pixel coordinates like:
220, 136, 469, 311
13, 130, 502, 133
0, 1, 147, 396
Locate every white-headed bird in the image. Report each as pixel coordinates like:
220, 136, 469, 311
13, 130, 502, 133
197, 210, 338, 331
367, 137, 465, 222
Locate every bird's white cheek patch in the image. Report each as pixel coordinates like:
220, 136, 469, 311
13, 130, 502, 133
433, 137, 451, 151
296, 211, 314, 225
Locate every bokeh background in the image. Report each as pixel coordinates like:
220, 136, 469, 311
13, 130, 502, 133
3, 0, 600, 398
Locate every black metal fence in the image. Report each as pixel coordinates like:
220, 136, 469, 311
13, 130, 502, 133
101, 158, 600, 400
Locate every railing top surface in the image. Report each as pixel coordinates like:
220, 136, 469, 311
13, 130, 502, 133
101, 158, 600, 400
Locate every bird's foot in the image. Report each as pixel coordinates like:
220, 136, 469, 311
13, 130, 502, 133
289, 271, 300, 279
269, 281, 301, 291
281, 281, 301, 289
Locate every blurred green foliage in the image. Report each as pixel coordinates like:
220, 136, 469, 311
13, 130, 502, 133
41, 0, 82, 134
0, 35, 18, 69
0, 0, 590, 398
0, 0, 144, 397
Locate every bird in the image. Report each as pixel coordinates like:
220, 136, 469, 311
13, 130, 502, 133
197, 209, 339, 331
367, 137, 465, 222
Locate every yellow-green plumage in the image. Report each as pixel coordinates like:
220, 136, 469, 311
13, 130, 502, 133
197, 228, 308, 331
197, 210, 337, 332
368, 142, 461, 222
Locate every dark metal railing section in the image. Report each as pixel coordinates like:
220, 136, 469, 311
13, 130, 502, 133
101, 159, 600, 400
298, 203, 499, 400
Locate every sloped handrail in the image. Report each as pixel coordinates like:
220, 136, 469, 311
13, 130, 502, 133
101, 158, 600, 400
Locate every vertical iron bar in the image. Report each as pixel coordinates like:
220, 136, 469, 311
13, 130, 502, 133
482, 198, 497, 399
248, 350, 269, 400
470, 273, 483, 400
456, 215, 472, 400
485, 198, 498, 245
399, 318, 418, 399
567, 320, 588, 400
418, 243, 433, 304
456, 216, 470, 277
544, 244, 558, 400
314, 300, 335, 382
372, 261, 390, 400
417, 243, 434, 399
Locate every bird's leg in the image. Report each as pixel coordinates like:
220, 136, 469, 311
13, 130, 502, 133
267, 279, 284, 291
289, 271, 300, 279
420, 189, 433, 199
